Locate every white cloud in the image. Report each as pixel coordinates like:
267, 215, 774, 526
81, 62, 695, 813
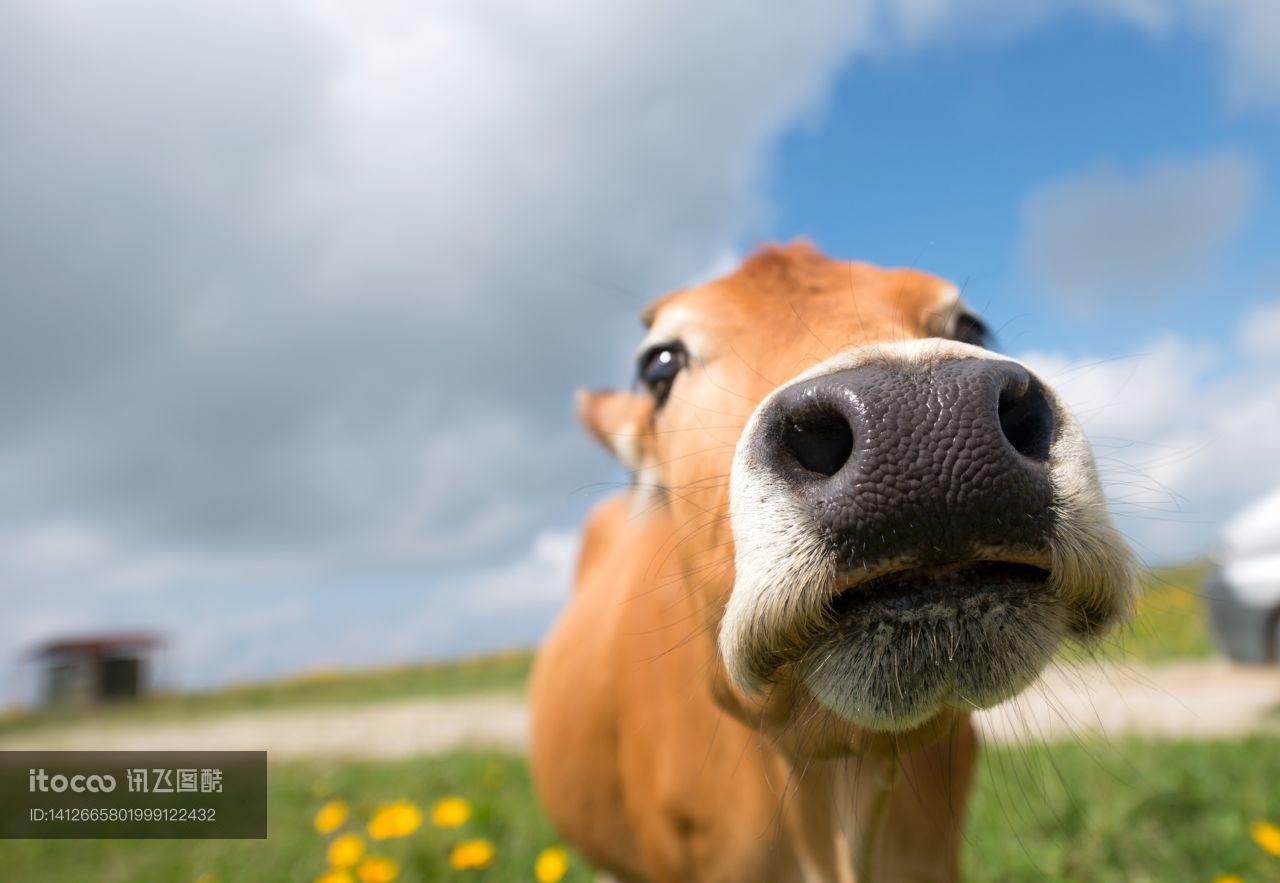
1019, 312, 1280, 563
1238, 300, 1280, 362
1019, 336, 1215, 443
456, 529, 580, 614
1019, 152, 1259, 309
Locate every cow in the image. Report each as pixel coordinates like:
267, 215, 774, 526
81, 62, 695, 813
529, 243, 1135, 882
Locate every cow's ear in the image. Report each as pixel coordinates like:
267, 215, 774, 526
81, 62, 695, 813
575, 389, 654, 472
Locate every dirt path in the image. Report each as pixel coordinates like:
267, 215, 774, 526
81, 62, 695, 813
2, 660, 1276, 760
974, 659, 1280, 745
0, 695, 529, 760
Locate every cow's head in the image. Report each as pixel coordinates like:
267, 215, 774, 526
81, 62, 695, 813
579, 243, 1135, 755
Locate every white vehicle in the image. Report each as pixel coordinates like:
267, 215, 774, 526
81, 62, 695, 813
1207, 486, 1280, 664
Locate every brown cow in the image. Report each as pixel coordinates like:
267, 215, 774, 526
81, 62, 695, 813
530, 243, 1134, 882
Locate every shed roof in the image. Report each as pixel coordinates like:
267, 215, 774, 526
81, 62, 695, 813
30, 631, 162, 659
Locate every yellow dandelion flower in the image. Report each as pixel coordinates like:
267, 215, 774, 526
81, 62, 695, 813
535, 846, 569, 883
314, 799, 350, 835
194, 874, 218, 883
367, 801, 423, 840
315, 871, 353, 883
431, 796, 472, 828
448, 838, 496, 870
1212, 875, 1243, 883
327, 833, 365, 868
1252, 819, 1280, 856
356, 856, 399, 883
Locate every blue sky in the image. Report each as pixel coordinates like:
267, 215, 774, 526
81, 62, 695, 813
2, 1, 1279, 694
769, 17, 1277, 357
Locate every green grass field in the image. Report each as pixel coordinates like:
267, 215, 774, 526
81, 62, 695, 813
964, 736, 1280, 882
7, 738, 1279, 882
5, 752, 590, 883
7, 562, 1277, 882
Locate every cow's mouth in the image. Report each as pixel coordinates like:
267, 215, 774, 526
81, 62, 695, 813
826, 561, 1052, 621
799, 560, 1061, 731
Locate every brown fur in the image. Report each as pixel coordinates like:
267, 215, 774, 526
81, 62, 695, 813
530, 244, 1047, 881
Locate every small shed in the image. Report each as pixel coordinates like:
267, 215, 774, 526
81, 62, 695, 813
28, 632, 163, 708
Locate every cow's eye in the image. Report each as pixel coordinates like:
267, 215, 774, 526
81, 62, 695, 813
952, 312, 991, 348
637, 341, 687, 405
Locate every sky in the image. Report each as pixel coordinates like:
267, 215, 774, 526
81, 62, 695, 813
2, 0, 1278, 695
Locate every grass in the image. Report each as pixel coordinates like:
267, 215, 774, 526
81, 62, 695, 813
0, 650, 534, 737
1060, 560, 1214, 665
6, 736, 1279, 882
5, 752, 593, 883
964, 735, 1280, 882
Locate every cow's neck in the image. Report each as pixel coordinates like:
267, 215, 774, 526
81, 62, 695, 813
775, 753, 900, 883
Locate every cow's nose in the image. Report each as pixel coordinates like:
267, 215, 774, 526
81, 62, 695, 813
756, 357, 1057, 567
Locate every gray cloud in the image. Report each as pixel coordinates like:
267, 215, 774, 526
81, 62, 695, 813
1019, 152, 1259, 309
3, 0, 1278, 690
0, 0, 883, 685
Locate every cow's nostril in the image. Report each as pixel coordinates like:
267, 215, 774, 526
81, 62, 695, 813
781, 410, 854, 477
998, 374, 1054, 461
